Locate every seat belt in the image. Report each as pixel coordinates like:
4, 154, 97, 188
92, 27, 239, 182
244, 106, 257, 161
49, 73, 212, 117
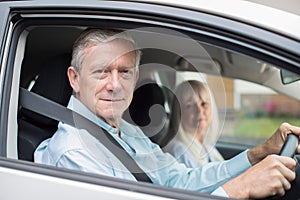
19, 87, 153, 183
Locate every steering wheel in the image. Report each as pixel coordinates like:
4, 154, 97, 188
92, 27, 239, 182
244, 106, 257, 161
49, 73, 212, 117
277, 134, 300, 199
279, 134, 298, 157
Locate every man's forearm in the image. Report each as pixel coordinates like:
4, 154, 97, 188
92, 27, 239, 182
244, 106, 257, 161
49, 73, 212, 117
248, 134, 284, 166
247, 145, 268, 165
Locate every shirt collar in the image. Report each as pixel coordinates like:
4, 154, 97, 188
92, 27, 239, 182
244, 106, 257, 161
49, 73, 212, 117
67, 95, 119, 135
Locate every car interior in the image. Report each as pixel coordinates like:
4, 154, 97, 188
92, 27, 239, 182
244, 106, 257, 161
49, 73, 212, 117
18, 53, 73, 161
16, 26, 220, 161
18, 26, 176, 161
16, 25, 300, 163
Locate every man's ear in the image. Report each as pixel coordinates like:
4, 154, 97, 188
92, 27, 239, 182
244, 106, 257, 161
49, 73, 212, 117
67, 66, 80, 93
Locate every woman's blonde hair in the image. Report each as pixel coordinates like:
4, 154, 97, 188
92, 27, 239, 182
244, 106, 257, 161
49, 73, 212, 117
171, 80, 223, 165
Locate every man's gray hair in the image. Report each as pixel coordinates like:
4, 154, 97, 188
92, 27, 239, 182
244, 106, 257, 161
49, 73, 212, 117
71, 28, 141, 72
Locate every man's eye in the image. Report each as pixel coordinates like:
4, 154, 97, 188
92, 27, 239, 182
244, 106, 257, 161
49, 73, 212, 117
95, 69, 108, 79
120, 69, 129, 74
94, 69, 104, 74
120, 69, 134, 79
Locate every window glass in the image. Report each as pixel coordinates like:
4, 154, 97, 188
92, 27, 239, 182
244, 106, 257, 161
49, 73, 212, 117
208, 75, 300, 146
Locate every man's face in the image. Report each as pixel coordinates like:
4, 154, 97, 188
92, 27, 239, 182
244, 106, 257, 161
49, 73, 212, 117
68, 39, 139, 127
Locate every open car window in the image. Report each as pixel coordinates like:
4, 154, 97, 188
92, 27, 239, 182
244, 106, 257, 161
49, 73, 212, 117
15, 25, 300, 196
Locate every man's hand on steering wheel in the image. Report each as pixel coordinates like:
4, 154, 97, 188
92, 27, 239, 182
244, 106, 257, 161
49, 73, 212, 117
222, 123, 300, 199
248, 123, 300, 165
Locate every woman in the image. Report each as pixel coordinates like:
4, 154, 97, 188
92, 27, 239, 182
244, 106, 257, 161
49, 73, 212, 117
164, 80, 223, 167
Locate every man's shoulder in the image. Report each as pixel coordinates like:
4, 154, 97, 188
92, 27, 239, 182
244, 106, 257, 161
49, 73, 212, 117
37, 123, 86, 160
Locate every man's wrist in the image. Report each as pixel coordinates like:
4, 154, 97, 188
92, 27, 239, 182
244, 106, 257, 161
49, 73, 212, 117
247, 145, 267, 165
222, 175, 249, 199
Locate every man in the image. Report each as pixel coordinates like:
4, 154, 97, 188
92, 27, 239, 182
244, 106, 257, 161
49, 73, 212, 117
35, 28, 300, 199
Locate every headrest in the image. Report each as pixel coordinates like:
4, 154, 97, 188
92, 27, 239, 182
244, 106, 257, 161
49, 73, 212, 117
21, 54, 73, 128
129, 83, 165, 127
124, 82, 169, 145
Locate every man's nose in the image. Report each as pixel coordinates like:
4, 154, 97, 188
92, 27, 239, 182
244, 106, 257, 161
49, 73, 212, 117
106, 70, 121, 91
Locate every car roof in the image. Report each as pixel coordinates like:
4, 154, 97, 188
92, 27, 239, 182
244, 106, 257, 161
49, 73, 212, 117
133, 0, 300, 41
1, 0, 299, 41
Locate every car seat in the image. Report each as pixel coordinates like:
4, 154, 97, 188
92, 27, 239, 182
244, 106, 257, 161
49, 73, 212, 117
18, 54, 72, 161
123, 80, 171, 147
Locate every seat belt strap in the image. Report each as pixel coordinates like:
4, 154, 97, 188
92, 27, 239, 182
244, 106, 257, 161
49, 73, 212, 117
19, 87, 153, 183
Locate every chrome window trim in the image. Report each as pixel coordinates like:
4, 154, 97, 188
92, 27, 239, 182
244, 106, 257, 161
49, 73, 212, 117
0, 22, 13, 98
7, 30, 28, 159
0, 21, 14, 157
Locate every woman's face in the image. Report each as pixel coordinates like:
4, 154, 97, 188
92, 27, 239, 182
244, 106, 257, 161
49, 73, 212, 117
181, 86, 212, 143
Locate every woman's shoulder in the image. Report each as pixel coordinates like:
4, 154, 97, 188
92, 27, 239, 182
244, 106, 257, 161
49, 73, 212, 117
164, 138, 188, 155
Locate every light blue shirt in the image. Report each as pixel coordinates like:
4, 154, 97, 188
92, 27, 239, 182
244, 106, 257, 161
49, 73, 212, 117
164, 138, 224, 168
34, 95, 251, 195
164, 139, 206, 168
